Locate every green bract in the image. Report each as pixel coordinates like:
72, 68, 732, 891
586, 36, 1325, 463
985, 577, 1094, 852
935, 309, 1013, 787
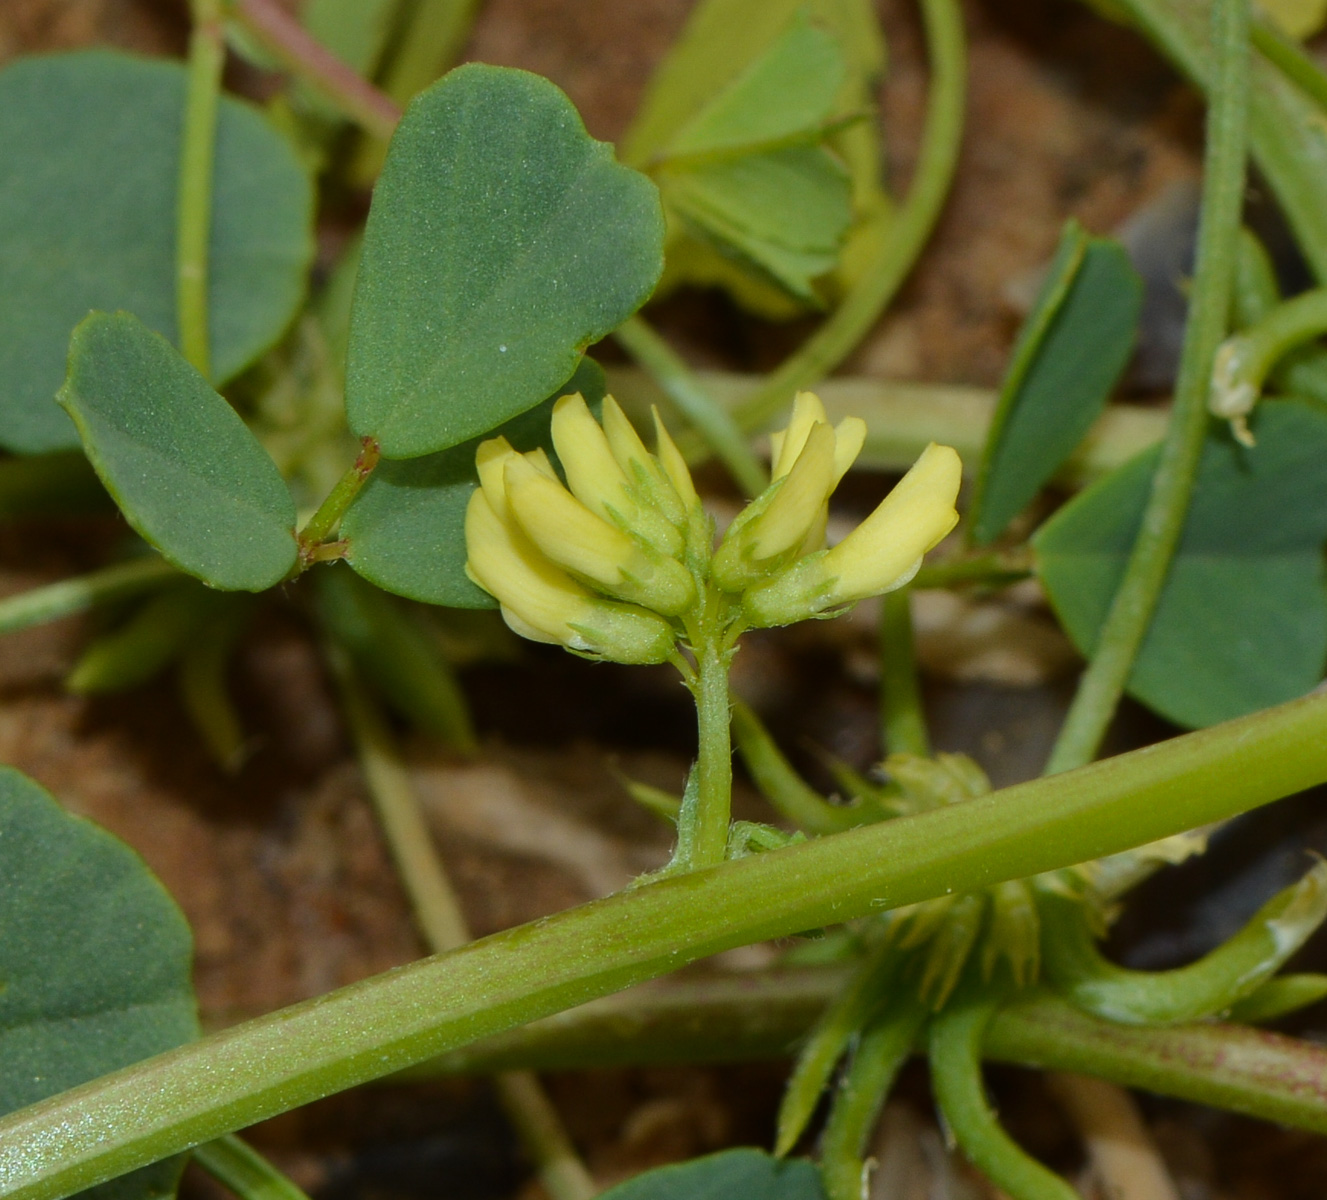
0, 767, 198, 1200
59, 313, 298, 592
345, 63, 664, 458
0, 50, 313, 454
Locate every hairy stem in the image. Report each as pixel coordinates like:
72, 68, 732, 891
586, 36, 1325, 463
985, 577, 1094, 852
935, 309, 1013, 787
879, 589, 929, 758
1045, 0, 1249, 775
225, 0, 402, 138
329, 652, 595, 1200
6, 687, 1327, 1199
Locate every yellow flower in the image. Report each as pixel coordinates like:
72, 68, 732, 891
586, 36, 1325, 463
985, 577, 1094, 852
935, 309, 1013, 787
464, 485, 674, 664
743, 442, 961, 628
713, 392, 866, 591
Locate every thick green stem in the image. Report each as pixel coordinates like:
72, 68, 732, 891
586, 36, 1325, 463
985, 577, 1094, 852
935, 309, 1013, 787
729, 0, 966, 433
225, 0, 402, 138
0, 558, 179, 637
614, 316, 767, 497
192, 1136, 309, 1200
688, 644, 735, 868
329, 652, 595, 1200
1045, 0, 1249, 776
177, 0, 225, 378
879, 589, 929, 758
6, 688, 1327, 1199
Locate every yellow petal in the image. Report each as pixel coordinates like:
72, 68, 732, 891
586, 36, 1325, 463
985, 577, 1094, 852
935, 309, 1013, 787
504, 453, 636, 588
604, 397, 685, 525
464, 488, 596, 644
551, 392, 632, 521
822, 443, 961, 603
747, 422, 836, 560
772, 392, 829, 479
475, 436, 518, 518
652, 408, 699, 510
831, 417, 866, 486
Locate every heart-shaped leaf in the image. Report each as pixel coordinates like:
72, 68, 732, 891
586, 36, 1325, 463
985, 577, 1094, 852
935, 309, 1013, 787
970, 223, 1142, 545
598, 1149, 824, 1200
342, 359, 605, 607
59, 313, 297, 592
345, 64, 663, 459
0, 50, 313, 454
0, 766, 198, 1200
1035, 400, 1327, 728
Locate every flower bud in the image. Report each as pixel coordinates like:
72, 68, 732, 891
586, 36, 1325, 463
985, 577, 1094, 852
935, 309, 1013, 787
464, 489, 674, 664
551, 393, 682, 557
503, 452, 695, 616
742, 442, 961, 627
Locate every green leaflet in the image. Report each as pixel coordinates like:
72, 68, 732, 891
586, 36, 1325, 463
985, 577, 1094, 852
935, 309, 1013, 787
970, 223, 1142, 545
0, 50, 313, 454
342, 358, 606, 608
59, 313, 297, 592
624, 2, 877, 311
597, 1149, 825, 1200
661, 13, 848, 163
0, 767, 198, 1200
1035, 399, 1327, 728
345, 64, 663, 459
664, 147, 853, 305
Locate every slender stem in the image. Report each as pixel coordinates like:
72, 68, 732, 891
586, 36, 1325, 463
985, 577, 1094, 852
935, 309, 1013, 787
7, 687, 1327, 1199
607, 367, 1168, 486
328, 651, 595, 1200
1251, 16, 1327, 113
328, 649, 470, 951
1210, 286, 1327, 429
192, 1136, 310, 1200
614, 316, 767, 497
688, 643, 735, 868
224, 0, 403, 139
1044, 0, 1249, 776
910, 551, 1032, 590
929, 994, 1080, 1200
729, 0, 966, 433
296, 437, 380, 564
0, 558, 179, 637
177, 0, 226, 378
879, 589, 929, 758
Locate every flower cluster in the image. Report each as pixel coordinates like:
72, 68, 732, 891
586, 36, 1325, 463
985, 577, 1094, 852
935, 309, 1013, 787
464, 390, 962, 661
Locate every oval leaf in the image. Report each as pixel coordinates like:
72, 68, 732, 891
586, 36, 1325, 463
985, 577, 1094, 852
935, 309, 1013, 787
1035, 400, 1327, 728
59, 313, 297, 592
598, 1150, 824, 1200
342, 359, 605, 607
0, 49, 313, 454
0, 766, 198, 1200
345, 63, 663, 459
970, 223, 1142, 545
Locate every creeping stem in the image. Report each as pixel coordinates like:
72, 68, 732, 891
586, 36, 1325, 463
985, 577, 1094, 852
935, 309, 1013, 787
177, 0, 226, 377
5, 688, 1327, 1200
328, 651, 597, 1200
1045, 0, 1250, 775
